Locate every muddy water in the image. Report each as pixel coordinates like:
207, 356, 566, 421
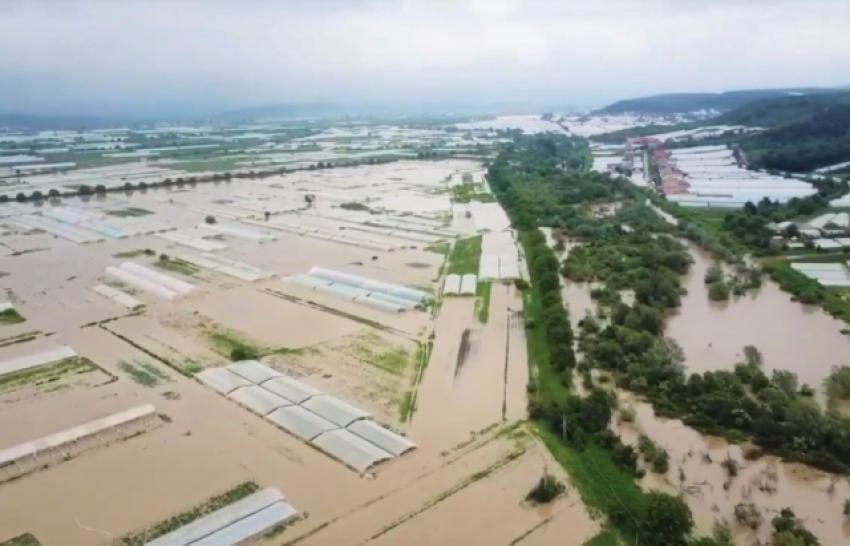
551, 237, 850, 545
614, 391, 850, 545
667, 245, 850, 402
411, 283, 528, 450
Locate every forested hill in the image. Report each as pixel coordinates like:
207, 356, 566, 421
723, 92, 850, 172
597, 88, 837, 115
717, 92, 850, 127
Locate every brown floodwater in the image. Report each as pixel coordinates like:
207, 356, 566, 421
667, 244, 850, 402
550, 236, 850, 545
614, 391, 850, 545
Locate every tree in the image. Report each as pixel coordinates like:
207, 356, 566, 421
579, 388, 613, 433
704, 264, 723, 285
94, 184, 107, 195
708, 280, 730, 301
640, 492, 693, 546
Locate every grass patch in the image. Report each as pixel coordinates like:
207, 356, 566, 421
425, 241, 450, 255
119, 359, 171, 387
106, 207, 153, 218
447, 235, 482, 275
182, 359, 204, 375
340, 201, 371, 212
451, 182, 495, 203
0, 534, 43, 546
0, 356, 98, 394
400, 339, 432, 422
155, 254, 200, 277
113, 248, 156, 259
475, 281, 491, 323
207, 326, 301, 361
536, 424, 643, 543
0, 307, 25, 325
348, 332, 411, 376
0, 330, 40, 348
115, 481, 260, 545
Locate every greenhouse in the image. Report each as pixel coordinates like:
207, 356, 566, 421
228, 386, 292, 416
227, 360, 282, 384
302, 394, 370, 427
105, 266, 179, 300
145, 487, 297, 546
0, 346, 77, 377
261, 375, 322, 404
347, 420, 416, 456
442, 274, 461, 296
197, 368, 253, 395
460, 274, 477, 296
311, 429, 393, 474
121, 262, 195, 295
266, 405, 337, 441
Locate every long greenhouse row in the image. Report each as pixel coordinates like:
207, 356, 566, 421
105, 261, 196, 300
146, 487, 298, 546
197, 360, 416, 473
0, 404, 158, 484
283, 267, 431, 313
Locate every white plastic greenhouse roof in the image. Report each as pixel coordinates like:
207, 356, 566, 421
106, 266, 179, 300
460, 274, 477, 296
228, 386, 292, 416
145, 487, 295, 546
0, 404, 155, 469
190, 502, 299, 546
311, 429, 393, 473
443, 274, 461, 295
308, 267, 430, 303
347, 420, 416, 456
121, 262, 195, 295
0, 345, 77, 377
261, 376, 322, 404
301, 395, 370, 427
284, 274, 331, 290
267, 405, 337, 441
227, 360, 282, 384
354, 295, 406, 313
197, 368, 253, 394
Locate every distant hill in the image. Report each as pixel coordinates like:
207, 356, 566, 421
597, 88, 840, 115
717, 92, 850, 127
721, 92, 850, 172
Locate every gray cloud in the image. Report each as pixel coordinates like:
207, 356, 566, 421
1, 0, 848, 116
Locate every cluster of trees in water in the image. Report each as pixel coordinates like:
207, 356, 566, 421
489, 133, 835, 544
489, 135, 718, 546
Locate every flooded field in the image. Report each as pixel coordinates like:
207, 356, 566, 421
668, 245, 850, 402
0, 156, 589, 545
544, 230, 850, 545
614, 391, 850, 545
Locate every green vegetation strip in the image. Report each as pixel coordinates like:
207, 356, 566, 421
0, 356, 98, 393
119, 359, 171, 387
115, 481, 260, 545
155, 254, 200, 276
0, 534, 43, 546
207, 326, 302, 362
475, 281, 491, 323
447, 235, 481, 275
0, 308, 25, 325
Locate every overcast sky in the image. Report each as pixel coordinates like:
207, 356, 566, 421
2, 0, 849, 117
